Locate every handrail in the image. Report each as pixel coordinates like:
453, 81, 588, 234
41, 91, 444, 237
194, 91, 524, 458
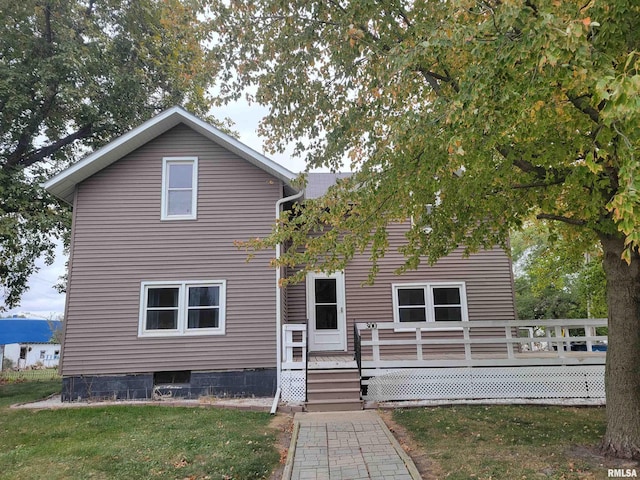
355, 319, 608, 369
357, 318, 608, 329
305, 321, 309, 402
354, 322, 363, 399
354, 322, 362, 372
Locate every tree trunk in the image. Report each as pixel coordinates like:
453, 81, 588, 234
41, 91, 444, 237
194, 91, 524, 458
599, 234, 640, 459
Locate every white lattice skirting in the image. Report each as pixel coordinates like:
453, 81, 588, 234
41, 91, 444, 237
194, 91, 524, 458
281, 370, 306, 402
363, 366, 605, 401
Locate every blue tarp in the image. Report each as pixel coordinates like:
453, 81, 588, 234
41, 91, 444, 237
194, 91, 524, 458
0, 319, 62, 345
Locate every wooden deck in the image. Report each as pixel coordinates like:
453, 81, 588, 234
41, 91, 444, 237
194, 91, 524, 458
279, 320, 608, 403
308, 353, 357, 370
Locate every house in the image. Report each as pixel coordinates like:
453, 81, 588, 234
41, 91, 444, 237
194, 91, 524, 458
45, 107, 603, 408
0, 319, 62, 370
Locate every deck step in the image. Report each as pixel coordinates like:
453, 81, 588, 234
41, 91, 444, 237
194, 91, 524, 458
306, 369, 360, 381
308, 361, 358, 370
305, 399, 364, 412
307, 387, 361, 401
307, 377, 360, 386
304, 367, 363, 411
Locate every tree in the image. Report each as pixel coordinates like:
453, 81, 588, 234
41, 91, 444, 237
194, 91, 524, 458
209, 0, 640, 458
511, 223, 607, 320
0, 0, 219, 309
46, 314, 64, 344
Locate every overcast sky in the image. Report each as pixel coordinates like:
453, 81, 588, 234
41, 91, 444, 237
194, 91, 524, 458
7, 99, 313, 319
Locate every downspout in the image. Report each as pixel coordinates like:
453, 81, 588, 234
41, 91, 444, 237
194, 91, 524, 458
271, 187, 304, 415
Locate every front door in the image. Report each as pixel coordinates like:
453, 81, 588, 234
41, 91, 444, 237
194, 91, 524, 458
307, 271, 346, 352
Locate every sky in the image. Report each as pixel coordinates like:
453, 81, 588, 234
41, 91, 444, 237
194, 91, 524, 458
7, 99, 313, 319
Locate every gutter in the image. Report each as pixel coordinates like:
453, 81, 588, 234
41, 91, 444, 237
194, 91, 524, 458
272, 187, 304, 415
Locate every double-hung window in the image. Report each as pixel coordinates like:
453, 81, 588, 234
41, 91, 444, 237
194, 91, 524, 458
139, 281, 225, 336
161, 157, 198, 220
393, 282, 468, 329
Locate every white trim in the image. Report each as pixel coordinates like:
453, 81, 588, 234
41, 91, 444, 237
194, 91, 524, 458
392, 281, 468, 331
307, 271, 347, 352
161, 157, 198, 221
44, 106, 298, 204
138, 280, 226, 337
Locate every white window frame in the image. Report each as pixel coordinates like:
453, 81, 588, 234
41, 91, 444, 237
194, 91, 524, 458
392, 281, 468, 331
161, 157, 198, 221
138, 280, 226, 337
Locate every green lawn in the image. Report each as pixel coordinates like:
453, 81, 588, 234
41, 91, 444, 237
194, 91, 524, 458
393, 405, 608, 479
0, 380, 280, 480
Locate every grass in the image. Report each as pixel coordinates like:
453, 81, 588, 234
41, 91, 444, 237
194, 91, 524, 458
393, 404, 608, 479
0, 379, 62, 408
0, 380, 280, 480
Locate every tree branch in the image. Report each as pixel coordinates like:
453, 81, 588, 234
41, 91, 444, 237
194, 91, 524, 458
417, 67, 443, 96
568, 93, 600, 124
6, 83, 60, 168
512, 159, 548, 178
441, 66, 460, 93
44, 2, 53, 45
6, 6, 60, 169
261, 15, 341, 27
536, 213, 587, 226
498, 145, 548, 178
511, 178, 565, 189
18, 124, 94, 169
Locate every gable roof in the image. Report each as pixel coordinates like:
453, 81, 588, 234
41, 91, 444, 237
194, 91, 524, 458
44, 106, 298, 203
0, 319, 62, 345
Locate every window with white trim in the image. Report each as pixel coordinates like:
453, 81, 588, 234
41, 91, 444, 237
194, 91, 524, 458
139, 281, 225, 336
161, 157, 198, 220
393, 282, 468, 326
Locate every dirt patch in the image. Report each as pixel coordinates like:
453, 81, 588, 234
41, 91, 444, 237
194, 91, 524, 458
378, 409, 442, 480
269, 413, 294, 480
566, 444, 640, 470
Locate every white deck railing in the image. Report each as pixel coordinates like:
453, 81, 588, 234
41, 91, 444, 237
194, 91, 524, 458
355, 319, 608, 370
356, 319, 608, 402
282, 324, 307, 370
281, 324, 307, 402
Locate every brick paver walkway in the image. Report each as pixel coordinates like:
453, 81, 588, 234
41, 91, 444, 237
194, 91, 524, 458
283, 411, 420, 480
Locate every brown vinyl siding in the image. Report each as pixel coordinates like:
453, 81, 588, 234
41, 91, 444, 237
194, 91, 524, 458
284, 266, 307, 325
287, 222, 516, 355
62, 124, 280, 376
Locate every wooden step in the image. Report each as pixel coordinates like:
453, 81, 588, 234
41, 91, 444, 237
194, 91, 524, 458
305, 399, 364, 412
304, 367, 363, 411
307, 378, 360, 390
306, 369, 360, 381
308, 359, 358, 369
307, 387, 361, 401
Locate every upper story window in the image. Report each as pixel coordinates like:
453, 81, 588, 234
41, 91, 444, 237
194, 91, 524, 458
161, 157, 198, 220
392, 282, 468, 328
139, 280, 226, 337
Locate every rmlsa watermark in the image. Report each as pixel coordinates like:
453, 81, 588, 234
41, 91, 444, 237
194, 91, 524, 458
608, 468, 638, 478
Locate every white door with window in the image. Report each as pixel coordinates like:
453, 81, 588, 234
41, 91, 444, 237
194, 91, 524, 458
307, 271, 347, 352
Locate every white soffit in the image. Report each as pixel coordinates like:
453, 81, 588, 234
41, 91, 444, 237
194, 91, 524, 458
44, 106, 297, 204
